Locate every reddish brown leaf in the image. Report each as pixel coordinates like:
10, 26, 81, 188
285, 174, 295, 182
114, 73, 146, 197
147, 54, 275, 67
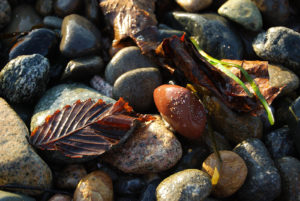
99, 0, 159, 53
30, 98, 154, 158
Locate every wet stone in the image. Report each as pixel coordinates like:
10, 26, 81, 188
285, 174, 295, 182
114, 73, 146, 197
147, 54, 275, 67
85, 0, 101, 26
165, 12, 243, 59
35, 0, 53, 16
203, 131, 232, 153
113, 67, 162, 112
253, 27, 300, 73
54, 0, 82, 17
60, 14, 102, 58
233, 138, 281, 201
175, 0, 212, 12
48, 194, 72, 201
55, 164, 87, 189
105, 46, 158, 85
218, 0, 262, 31
0, 0, 11, 29
139, 179, 161, 201
0, 54, 50, 104
275, 156, 300, 201
288, 96, 300, 155
0, 98, 52, 195
9, 28, 58, 61
0, 190, 35, 201
158, 28, 185, 42
115, 177, 146, 196
43, 16, 63, 29
156, 169, 212, 201
61, 56, 104, 81
103, 115, 182, 174
264, 126, 295, 159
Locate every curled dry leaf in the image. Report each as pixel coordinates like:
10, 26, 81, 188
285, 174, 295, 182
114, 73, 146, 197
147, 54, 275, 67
30, 98, 154, 158
99, 0, 159, 53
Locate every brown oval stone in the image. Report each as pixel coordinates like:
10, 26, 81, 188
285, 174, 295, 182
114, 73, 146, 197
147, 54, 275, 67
73, 170, 113, 201
153, 84, 206, 139
202, 150, 248, 198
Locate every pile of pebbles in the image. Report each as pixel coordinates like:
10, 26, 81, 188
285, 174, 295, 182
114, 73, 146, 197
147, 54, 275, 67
0, 0, 300, 200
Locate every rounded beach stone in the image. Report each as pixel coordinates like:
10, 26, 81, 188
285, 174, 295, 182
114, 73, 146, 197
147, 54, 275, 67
35, 0, 53, 16
156, 169, 212, 201
73, 171, 113, 201
154, 84, 206, 139
54, 0, 82, 17
48, 194, 72, 201
175, 0, 212, 12
113, 67, 162, 112
115, 177, 146, 196
218, 0, 262, 31
0, 190, 35, 201
233, 138, 281, 201
0, 54, 50, 103
56, 164, 87, 189
43, 16, 63, 29
0, 0, 11, 29
202, 150, 248, 198
103, 115, 182, 174
0, 98, 52, 195
105, 46, 157, 85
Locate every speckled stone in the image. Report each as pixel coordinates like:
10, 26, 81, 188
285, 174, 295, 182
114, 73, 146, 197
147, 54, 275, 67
253, 27, 300, 73
60, 14, 102, 58
0, 190, 35, 201
218, 0, 262, 31
61, 56, 104, 81
90, 75, 113, 98
56, 164, 87, 189
233, 138, 281, 201
176, 0, 212, 12
156, 169, 212, 201
54, 0, 82, 17
30, 83, 115, 163
0, 98, 52, 195
105, 46, 157, 85
0, 0, 11, 29
43, 16, 63, 29
103, 115, 182, 174
35, 0, 53, 16
275, 157, 300, 201
113, 67, 162, 112
0, 54, 50, 103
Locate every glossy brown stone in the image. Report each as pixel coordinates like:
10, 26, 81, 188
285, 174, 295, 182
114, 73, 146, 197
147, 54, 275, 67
153, 84, 206, 139
74, 170, 113, 201
202, 150, 248, 198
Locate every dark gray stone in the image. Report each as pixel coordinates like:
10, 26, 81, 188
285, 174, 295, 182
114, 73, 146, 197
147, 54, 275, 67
158, 29, 185, 42
43, 16, 63, 29
156, 169, 212, 201
35, 0, 53, 16
0, 0, 11, 29
105, 46, 157, 85
113, 67, 162, 112
233, 138, 281, 201
288, 96, 300, 155
115, 177, 146, 196
165, 12, 243, 59
264, 127, 295, 159
60, 14, 102, 58
9, 28, 58, 61
139, 179, 161, 201
253, 27, 300, 73
54, 0, 82, 17
275, 156, 300, 201
84, 0, 101, 26
0, 190, 35, 201
61, 56, 104, 80
0, 54, 50, 103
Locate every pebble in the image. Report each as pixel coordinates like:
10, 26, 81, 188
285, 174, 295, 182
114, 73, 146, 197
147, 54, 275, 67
158, 28, 185, 42
203, 131, 232, 153
48, 194, 72, 201
253, 27, 300, 73
61, 56, 104, 80
85, 0, 101, 26
90, 75, 113, 98
0, 0, 11, 29
250, 0, 290, 26
218, 0, 262, 31
115, 177, 146, 196
175, 0, 212, 12
54, 0, 82, 17
0, 98, 52, 195
233, 138, 281, 201
104, 46, 158, 85
43, 16, 63, 29
288, 97, 300, 155
73, 171, 113, 201
113, 67, 162, 112
0, 190, 35, 201
165, 12, 243, 59
30, 83, 115, 163
55, 164, 87, 189
156, 169, 212, 201
268, 64, 299, 95
60, 14, 102, 58
103, 115, 182, 174
9, 28, 58, 61
275, 156, 300, 201
35, 0, 53, 16
264, 126, 295, 159
0, 54, 50, 103
202, 150, 248, 198
139, 179, 161, 201
154, 84, 207, 139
